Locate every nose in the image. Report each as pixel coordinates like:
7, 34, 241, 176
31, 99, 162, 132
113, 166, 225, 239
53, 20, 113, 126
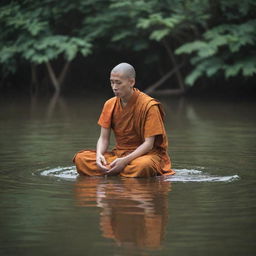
111, 83, 117, 90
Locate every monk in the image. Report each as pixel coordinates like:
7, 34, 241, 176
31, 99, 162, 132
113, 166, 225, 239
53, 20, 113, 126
73, 62, 175, 177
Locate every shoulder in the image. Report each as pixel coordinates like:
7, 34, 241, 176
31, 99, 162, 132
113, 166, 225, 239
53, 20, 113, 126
102, 96, 117, 108
136, 90, 165, 119
98, 97, 117, 128
137, 90, 154, 102
137, 90, 160, 109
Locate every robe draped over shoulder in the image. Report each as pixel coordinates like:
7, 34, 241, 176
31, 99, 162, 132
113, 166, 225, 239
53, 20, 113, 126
97, 88, 174, 175
73, 88, 175, 177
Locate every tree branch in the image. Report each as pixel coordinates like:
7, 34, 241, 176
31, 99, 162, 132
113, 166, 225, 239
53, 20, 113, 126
58, 61, 70, 86
144, 63, 184, 94
45, 61, 60, 92
163, 39, 185, 91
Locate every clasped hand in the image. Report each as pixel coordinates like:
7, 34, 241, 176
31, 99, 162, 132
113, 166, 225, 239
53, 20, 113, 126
106, 157, 128, 176
96, 154, 128, 176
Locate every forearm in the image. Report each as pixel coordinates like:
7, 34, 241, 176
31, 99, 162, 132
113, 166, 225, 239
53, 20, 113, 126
96, 137, 109, 156
123, 139, 153, 164
96, 127, 111, 157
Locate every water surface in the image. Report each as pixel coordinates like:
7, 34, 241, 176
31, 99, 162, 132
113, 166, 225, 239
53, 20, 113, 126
0, 95, 255, 256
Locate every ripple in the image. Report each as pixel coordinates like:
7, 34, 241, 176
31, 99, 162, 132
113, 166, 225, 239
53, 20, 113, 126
39, 166, 78, 180
166, 169, 239, 183
37, 166, 239, 183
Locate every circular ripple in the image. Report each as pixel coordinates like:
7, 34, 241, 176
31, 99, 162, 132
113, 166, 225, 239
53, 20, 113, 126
38, 166, 239, 183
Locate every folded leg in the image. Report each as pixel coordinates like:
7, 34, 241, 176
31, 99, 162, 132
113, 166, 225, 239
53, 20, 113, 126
73, 150, 117, 176
120, 154, 162, 178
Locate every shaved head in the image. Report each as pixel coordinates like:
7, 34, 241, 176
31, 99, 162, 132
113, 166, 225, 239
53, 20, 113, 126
111, 63, 136, 79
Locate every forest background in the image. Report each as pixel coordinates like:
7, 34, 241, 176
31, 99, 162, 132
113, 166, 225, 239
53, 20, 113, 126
0, 0, 255, 97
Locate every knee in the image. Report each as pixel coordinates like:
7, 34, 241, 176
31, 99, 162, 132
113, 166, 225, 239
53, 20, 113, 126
134, 155, 156, 169
73, 150, 93, 162
73, 150, 100, 176
122, 155, 159, 178
73, 152, 86, 174
136, 158, 152, 171
73, 152, 84, 165
73, 151, 94, 171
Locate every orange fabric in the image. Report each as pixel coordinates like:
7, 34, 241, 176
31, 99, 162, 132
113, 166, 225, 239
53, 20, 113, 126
73, 88, 175, 177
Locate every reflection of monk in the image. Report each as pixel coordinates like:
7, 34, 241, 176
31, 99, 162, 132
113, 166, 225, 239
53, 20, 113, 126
73, 62, 175, 177
75, 177, 171, 249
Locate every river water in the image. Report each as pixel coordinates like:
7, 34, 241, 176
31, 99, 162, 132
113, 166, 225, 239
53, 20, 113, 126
0, 95, 255, 256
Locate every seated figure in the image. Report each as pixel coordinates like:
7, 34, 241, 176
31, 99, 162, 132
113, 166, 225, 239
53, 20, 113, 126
73, 63, 175, 178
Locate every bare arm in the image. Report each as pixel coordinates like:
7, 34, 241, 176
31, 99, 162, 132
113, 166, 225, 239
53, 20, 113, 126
96, 127, 111, 171
107, 136, 155, 175
123, 136, 154, 163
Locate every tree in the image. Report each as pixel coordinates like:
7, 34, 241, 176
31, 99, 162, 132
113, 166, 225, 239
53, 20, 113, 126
134, 0, 211, 94
175, 0, 256, 86
81, 0, 211, 94
0, 0, 92, 94
1, 0, 255, 95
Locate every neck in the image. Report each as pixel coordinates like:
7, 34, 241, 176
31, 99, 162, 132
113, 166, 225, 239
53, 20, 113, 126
121, 89, 134, 106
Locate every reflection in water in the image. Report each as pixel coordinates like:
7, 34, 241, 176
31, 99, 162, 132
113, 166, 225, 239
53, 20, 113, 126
75, 177, 171, 250
46, 93, 69, 120
1, 97, 255, 256
28, 93, 70, 121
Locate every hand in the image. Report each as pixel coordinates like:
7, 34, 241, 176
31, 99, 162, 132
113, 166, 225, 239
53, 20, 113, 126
106, 157, 128, 176
96, 154, 109, 172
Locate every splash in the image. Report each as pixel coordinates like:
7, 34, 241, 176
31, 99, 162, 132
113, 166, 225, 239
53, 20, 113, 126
165, 169, 239, 183
38, 166, 239, 183
40, 166, 78, 180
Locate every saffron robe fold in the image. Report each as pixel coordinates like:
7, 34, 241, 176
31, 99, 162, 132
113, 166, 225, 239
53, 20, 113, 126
73, 88, 175, 177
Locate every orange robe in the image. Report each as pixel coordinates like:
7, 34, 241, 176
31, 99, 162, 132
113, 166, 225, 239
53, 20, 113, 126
73, 88, 175, 177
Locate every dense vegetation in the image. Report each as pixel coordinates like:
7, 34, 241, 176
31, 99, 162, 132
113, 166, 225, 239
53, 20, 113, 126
0, 0, 255, 95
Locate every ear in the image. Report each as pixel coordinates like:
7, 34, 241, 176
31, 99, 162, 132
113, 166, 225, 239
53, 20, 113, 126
129, 78, 135, 88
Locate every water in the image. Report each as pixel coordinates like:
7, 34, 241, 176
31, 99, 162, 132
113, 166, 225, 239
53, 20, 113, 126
0, 95, 255, 256
39, 166, 239, 182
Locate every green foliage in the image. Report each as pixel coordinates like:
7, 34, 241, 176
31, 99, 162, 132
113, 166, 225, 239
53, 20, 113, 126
175, 0, 256, 85
0, 0, 92, 75
0, 0, 255, 89
138, 13, 186, 41
80, 0, 146, 50
136, 0, 210, 42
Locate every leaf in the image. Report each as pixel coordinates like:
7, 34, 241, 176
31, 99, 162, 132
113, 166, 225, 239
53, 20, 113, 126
224, 63, 243, 78
137, 18, 151, 29
205, 59, 223, 77
198, 46, 217, 57
23, 48, 36, 60
185, 68, 203, 86
243, 66, 256, 76
80, 47, 91, 56
150, 28, 170, 41
242, 57, 256, 76
175, 41, 208, 55
27, 21, 47, 36
0, 46, 16, 62
112, 31, 132, 41
64, 44, 78, 61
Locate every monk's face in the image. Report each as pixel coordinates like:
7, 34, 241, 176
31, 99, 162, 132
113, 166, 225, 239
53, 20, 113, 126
110, 72, 135, 99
